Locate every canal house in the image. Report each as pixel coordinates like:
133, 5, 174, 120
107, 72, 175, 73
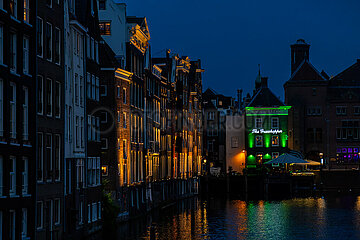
245, 76, 291, 170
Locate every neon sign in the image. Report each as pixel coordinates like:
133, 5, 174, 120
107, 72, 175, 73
251, 129, 283, 134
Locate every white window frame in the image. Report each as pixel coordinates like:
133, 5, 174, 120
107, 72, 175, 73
23, 36, 29, 74
95, 77, 99, 101
37, 75, 44, 115
54, 198, 60, 225
92, 203, 97, 222
0, 79, 3, 137
10, 82, 16, 139
23, 86, 28, 140
0, 25, 3, 65
87, 204, 91, 223
22, 157, 28, 195
37, 17, 43, 57
54, 27, 60, 65
0, 155, 3, 196
46, 78, 52, 117
37, 132, 44, 182
45, 22, 52, 61
45, 133, 52, 181
98, 202, 101, 219
79, 201, 83, 225
255, 118, 262, 129
36, 201, 44, 230
21, 208, 27, 238
9, 210, 15, 240
55, 134, 61, 181
9, 156, 16, 196
271, 117, 279, 129
10, 32, 17, 73
55, 81, 61, 118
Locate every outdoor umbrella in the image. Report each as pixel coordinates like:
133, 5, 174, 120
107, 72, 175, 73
264, 153, 309, 165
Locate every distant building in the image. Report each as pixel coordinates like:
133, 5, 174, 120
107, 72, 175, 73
245, 76, 290, 170
226, 115, 246, 174
202, 89, 235, 172
285, 39, 360, 166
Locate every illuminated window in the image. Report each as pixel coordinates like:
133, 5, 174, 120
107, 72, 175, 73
255, 118, 262, 128
271, 135, 279, 146
272, 152, 279, 159
23, 0, 29, 22
101, 165, 108, 176
10, 0, 17, 18
99, 22, 111, 35
255, 135, 263, 147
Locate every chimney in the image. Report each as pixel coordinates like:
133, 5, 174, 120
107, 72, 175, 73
261, 77, 268, 88
291, 39, 310, 75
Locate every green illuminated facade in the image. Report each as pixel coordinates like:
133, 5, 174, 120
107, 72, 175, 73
245, 76, 291, 169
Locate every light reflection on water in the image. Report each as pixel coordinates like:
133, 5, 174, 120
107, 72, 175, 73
117, 196, 360, 240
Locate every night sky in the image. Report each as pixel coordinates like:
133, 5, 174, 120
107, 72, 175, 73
122, 0, 360, 100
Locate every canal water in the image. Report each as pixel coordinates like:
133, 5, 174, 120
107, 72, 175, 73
114, 195, 360, 240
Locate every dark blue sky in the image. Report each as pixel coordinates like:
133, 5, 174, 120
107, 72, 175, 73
123, 0, 360, 100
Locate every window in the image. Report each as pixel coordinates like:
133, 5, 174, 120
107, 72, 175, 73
231, 137, 239, 148
0, 0, 2, 9
272, 152, 279, 159
46, 78, 52, 116
271, 117, 279, 129
54, 28, 60, 64
87, 115, 91, 140
117, 111, 120, 122
87, 73, 91, 98
92, 203, 97, 222
90, 37, 94, 60
208, 112, 215, 120
36, 201, 43, 229
271, 135, 279, 146
55, 134, 60, 181
96, 77, 99, 101
22, 87, 28, 140
55, 81, 61, 118
9, 32, 17, 72
99, 0, 106, 10
80, 117, 84, 147
54, 199, 60, 225
45, 134, 52, 180
0, 156, 3, 196
123, 140, 127, 159
0, 79, 3, 137
255, 118, 262, 128
0, 25, 3, 64
9, 156, 16, 196
207, 140, 214, 152
255, 135, 263, 147
116, 86, 120, 98
45, 22, 52, 61
123, 112, 127, 128
336, 106, 347, 116
76, 159, 84, 188
22, 157, 28, 195
98, 202, 102, 220
21, 208, 27, 238
79, 201, 83, 225
37, 17, 43, 57
101, 138, 108, 149
10, 0, 17, 18
99, 22, 111, 35
95, 41, 99, 63
23, 0, 29, 22
91, 75, 95, 99
23, 36, 29, 74
100, 85, 107, 96
86, 35, 90, 58
88, 204, 91, 223
80, 76, 84, 106
46, 0, 52, 7
37, 133, 43, 181
9, 210, 15, 240
354, 106, 360, 115
75, 74, 78, 105
123, 88, 126, 104
75, 116, 79, 147
37, 76, 44, 114
10, 82, 16, 139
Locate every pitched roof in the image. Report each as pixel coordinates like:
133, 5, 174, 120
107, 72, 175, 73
289, 60, 326, 81
330, 60, 360, 85
247, 87, 284, 107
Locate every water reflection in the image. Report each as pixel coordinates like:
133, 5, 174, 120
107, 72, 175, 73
114, 195, 360, 239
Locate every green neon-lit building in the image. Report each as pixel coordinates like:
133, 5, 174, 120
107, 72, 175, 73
245, 75, 291, 169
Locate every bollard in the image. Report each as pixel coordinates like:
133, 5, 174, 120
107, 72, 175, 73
150, 223, 156, 240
